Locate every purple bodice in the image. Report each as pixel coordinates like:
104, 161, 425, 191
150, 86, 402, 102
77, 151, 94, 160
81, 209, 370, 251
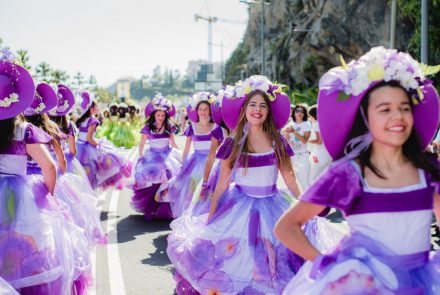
0, 122, 52, 176
141, 124, 173, 151
184, 124, 213, 153
78, 117, 99, 141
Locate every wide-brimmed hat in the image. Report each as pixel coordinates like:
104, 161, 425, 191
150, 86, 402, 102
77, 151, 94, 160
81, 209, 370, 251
210, 86, 235, 125
24, 83, 58, 116
48, 84, 75, 116
318, 46, 440, 159
186, 91, 213, 122
80, 91, 92, 110
145, 94, 176, 117
0, 61, 35, 120
221, 75, 291, 130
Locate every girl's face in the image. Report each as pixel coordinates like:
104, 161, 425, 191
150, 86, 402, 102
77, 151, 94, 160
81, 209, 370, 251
367, 86, 413, 148
294, 107, 304, 122
245, 93, 268, 126
154, 110, 166, 124
91, 104, 99, 115
197, 102, 211, 121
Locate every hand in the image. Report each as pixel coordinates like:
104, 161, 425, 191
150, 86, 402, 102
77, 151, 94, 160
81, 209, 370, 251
200, 181, 210, 200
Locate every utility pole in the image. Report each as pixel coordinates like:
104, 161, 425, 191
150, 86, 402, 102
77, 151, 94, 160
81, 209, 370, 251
389, 0, 397, 48
421, 0, 428, 63
240, 0, 269, 76
194, 14, 218, 64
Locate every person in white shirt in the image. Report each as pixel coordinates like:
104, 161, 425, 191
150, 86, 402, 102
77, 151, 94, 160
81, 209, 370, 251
308, 105, 332, 183
283, 104, 311, 190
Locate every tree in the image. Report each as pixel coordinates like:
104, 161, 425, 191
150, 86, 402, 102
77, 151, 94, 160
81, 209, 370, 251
88, 75, 97, 91
95, 87, 114, 103
72, 72, 85, 89
16, 50, 31, 71
35, 62, 52, 83
51, 70, 69, 84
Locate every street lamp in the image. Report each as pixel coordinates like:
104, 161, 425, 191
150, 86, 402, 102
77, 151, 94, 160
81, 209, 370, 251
195, 14, 218, 64
240, 0, 270, 76
421, 0, 428, 63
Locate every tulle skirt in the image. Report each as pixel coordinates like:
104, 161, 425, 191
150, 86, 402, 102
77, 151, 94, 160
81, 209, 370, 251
168, 152, 208, 218
283, 232, 440, 295
76, 138, 132, 189
111, 122, 139, 148
167, 186, 304, 294
131, 147, 182, 220
0, 174, 82, 294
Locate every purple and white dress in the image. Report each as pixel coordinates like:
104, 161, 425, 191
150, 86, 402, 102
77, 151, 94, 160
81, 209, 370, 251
131, 124, 182, 220
0, 122, 79, 294
167, 137, 305, 294
76, 116, 132, 189
187, 124, 228, 217
283, 160, 440, 295
168, 124, 214, 218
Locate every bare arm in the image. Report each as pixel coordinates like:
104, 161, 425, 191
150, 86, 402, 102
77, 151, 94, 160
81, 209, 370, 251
434, 192, 440, 229
87, 125, 98, 146
182, 136, 192, 163
309, 131, 322, 145
274, 201, 326, 261
294, 130, 311, 144
52, 140, 67, 174
202, 138, 219, 182
208, 159, 232, 218
170, 134, 179, 149
68, 135, 77, 156
26, 143, 57, 195
280, 165, 302, 197
139, 134, 148, 156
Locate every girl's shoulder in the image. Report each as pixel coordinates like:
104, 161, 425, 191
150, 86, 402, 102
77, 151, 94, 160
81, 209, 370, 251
140, 124, 151, 135
183, 124, 194, 137
216, 136, 234, 160
23, 122, 53, 145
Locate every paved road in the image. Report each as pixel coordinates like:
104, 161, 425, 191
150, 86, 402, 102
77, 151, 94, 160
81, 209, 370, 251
88, 135, 440, 295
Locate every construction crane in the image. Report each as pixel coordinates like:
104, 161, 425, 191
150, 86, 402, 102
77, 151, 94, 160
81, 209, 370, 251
194, 14, 218, 64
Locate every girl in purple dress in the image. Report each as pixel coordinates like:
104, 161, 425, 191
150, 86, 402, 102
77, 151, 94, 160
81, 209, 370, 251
167, 76, 304, 294
131, 94, 182, 220
168, 92, 215, 218
0, 58, 78, 294
76, 94, 132, 190
275, 47, 440, 294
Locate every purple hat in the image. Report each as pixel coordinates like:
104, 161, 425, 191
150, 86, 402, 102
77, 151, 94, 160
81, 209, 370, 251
221, 76, 291, 130
210, 87, 234, 125
80, 91, 91, 110
48, 84, 75, 116
144, 93, 176, 117
24, 83, 58, 116
186, 91, 213, 122
0, 61, 35, 120
318, 46, 440, 159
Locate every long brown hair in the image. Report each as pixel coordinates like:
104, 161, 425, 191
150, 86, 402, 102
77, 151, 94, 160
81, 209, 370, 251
228, 90, 293, 172
25, 113, 64, 142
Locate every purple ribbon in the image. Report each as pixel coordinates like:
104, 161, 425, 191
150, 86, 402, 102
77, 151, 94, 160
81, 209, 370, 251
235, 184, 278, 196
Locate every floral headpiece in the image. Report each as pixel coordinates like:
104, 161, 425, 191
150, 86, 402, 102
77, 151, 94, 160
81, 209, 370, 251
187, 91, 214, 110
144, 93, 175, 117
319, 46, 440, 104
233, 75, 285, 102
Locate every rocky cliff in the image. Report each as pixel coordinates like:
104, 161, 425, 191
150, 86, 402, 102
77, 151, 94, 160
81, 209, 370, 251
225, 0, 413, 87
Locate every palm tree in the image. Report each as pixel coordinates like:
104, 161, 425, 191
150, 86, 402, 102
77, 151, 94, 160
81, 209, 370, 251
16, 49, 31, 71
35, 62, 52, 83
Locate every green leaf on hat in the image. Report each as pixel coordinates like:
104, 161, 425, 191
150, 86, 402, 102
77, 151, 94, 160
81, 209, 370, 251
420, 64, 440, 76
337, 91, 350, 102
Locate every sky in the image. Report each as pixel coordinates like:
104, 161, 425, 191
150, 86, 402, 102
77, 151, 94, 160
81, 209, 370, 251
0, 0, 248, 86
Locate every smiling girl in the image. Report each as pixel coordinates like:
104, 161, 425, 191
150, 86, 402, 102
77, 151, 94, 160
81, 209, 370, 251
167, 76, 305, 294
275, 47, 440, 294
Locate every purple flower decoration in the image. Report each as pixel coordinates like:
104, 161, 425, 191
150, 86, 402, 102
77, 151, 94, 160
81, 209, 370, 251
178, 238, 215, 279
239, 286, 265, 295
198, 270, 233, 294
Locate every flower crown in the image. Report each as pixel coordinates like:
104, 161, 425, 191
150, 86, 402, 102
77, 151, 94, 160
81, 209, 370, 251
232, 75, 284, 102
319, 46, 440, 104
211, 85, 235, 107
188, 91, 214, 109
151, 93, 173, 112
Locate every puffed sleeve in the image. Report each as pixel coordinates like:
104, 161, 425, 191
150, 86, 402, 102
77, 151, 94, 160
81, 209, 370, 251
87, 117, 100, 127
140, 124, 150, 135
210, 125, 224, 143
280, 135, 294, 157
170, 124, 178, 134
215, 137, 234, 160
24, 123, 52, 144
301, 161, 362, 212
183, 124, 194, 137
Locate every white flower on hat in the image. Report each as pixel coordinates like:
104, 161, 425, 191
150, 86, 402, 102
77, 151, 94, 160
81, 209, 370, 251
34, 102, 46, 113
0, 93, 19, 108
